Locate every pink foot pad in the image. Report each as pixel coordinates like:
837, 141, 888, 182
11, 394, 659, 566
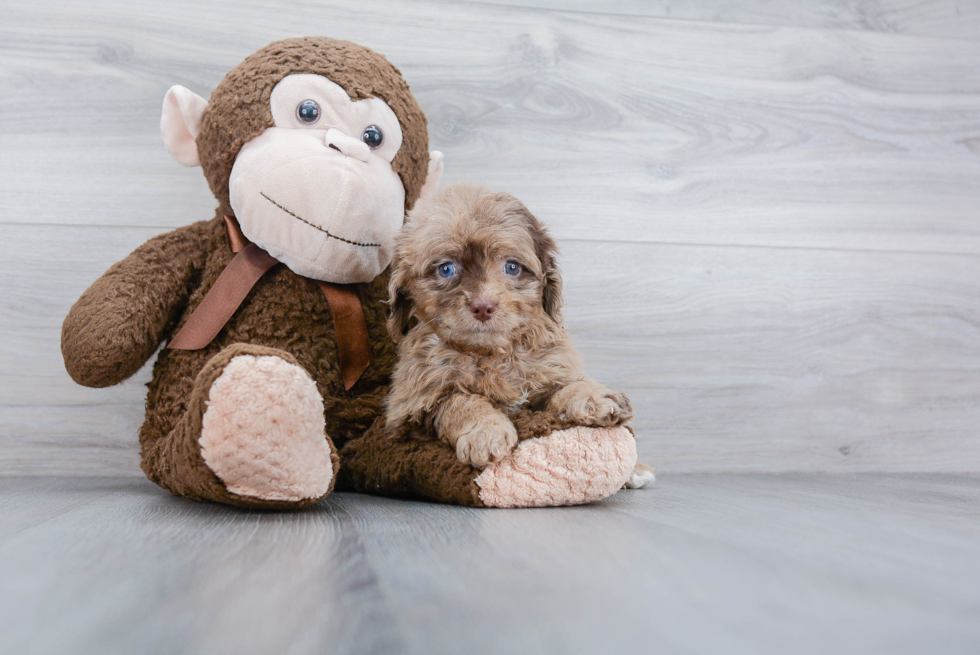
200, 355, 335, 502
474, 426, 637, 508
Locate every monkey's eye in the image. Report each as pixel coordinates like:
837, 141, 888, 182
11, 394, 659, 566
437, 262, 457, 278
361, 125, 384, 149
504, 261, 522, 276
296, 100, 320, 124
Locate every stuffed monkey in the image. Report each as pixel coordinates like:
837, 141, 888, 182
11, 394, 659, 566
61, 37, 637, 509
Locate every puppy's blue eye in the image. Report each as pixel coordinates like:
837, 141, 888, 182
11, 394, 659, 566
297, 100, 320, 124
438, 262, 457, 278
504, 261, 521, 276
361, 125, 383, 149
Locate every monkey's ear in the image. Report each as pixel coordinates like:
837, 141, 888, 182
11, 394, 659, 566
161, 85, 209, 167
418, 151, 444, 200
385, 264, 415, 343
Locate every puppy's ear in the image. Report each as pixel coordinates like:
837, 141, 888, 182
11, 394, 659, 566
518, 206, 563, 322
386, 258, 414, 343
541, 252, 563, 322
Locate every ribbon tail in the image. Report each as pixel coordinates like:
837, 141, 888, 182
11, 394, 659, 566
168, 243, 278, 350
318, 281, 371, 390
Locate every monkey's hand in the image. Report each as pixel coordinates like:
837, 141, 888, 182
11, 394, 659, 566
62, 220, 211, 388
434, 394, 518, 468
548, 378, 634, 427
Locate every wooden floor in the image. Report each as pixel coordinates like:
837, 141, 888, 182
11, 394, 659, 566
1, 474, 977, 655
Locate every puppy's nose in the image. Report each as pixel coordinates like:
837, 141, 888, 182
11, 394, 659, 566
470, 299, 496, 322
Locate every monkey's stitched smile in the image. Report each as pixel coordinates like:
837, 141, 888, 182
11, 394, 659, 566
260, 192, 381, 248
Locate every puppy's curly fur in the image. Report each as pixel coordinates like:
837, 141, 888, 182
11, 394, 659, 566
385, 183, 634, 468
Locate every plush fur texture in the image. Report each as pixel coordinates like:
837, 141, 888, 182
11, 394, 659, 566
142, 343, 340, 510
61, 215, 395, 505
475, 425, 637, 508
197, 37, 430, 216
384, 184, 634, 468
339, 408, 613, 506
61, 38, 421, 509
200, 354, 335, 501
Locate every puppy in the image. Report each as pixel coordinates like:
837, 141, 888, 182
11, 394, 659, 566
384, 183, 634, 469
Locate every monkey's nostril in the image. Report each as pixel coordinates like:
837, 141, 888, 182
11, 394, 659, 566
328, 143, 341, 152
470, 299, 496, 322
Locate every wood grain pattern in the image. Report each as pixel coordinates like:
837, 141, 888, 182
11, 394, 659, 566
1, 475, 978, 654
461, 0, 980, 41
1, 0, 978, 474
4, 1, 980, 254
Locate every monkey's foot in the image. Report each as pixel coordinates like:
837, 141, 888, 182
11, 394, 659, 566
474, 426, 636, 508
200, 353, 337, 502
338, 417, 636, 508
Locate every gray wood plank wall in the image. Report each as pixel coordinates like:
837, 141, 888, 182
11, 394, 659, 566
1, 0, 978, 475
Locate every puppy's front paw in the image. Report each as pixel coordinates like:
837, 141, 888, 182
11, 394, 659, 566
455, 413, 519, 468
598, 391, 635, 426
558, 384, 634, 427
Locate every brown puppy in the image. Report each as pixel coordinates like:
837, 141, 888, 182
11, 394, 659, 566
385, 183, 634, 468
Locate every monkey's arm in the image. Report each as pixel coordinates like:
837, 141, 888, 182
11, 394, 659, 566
61, 220, 213, 388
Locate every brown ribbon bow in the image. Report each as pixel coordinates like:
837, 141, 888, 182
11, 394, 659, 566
168, 216, 371, 390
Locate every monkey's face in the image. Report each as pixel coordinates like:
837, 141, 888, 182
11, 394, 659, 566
160, 38, 443, 285
228, 74, 406, 283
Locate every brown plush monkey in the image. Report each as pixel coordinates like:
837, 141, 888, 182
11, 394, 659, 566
61, 37, 638, 509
